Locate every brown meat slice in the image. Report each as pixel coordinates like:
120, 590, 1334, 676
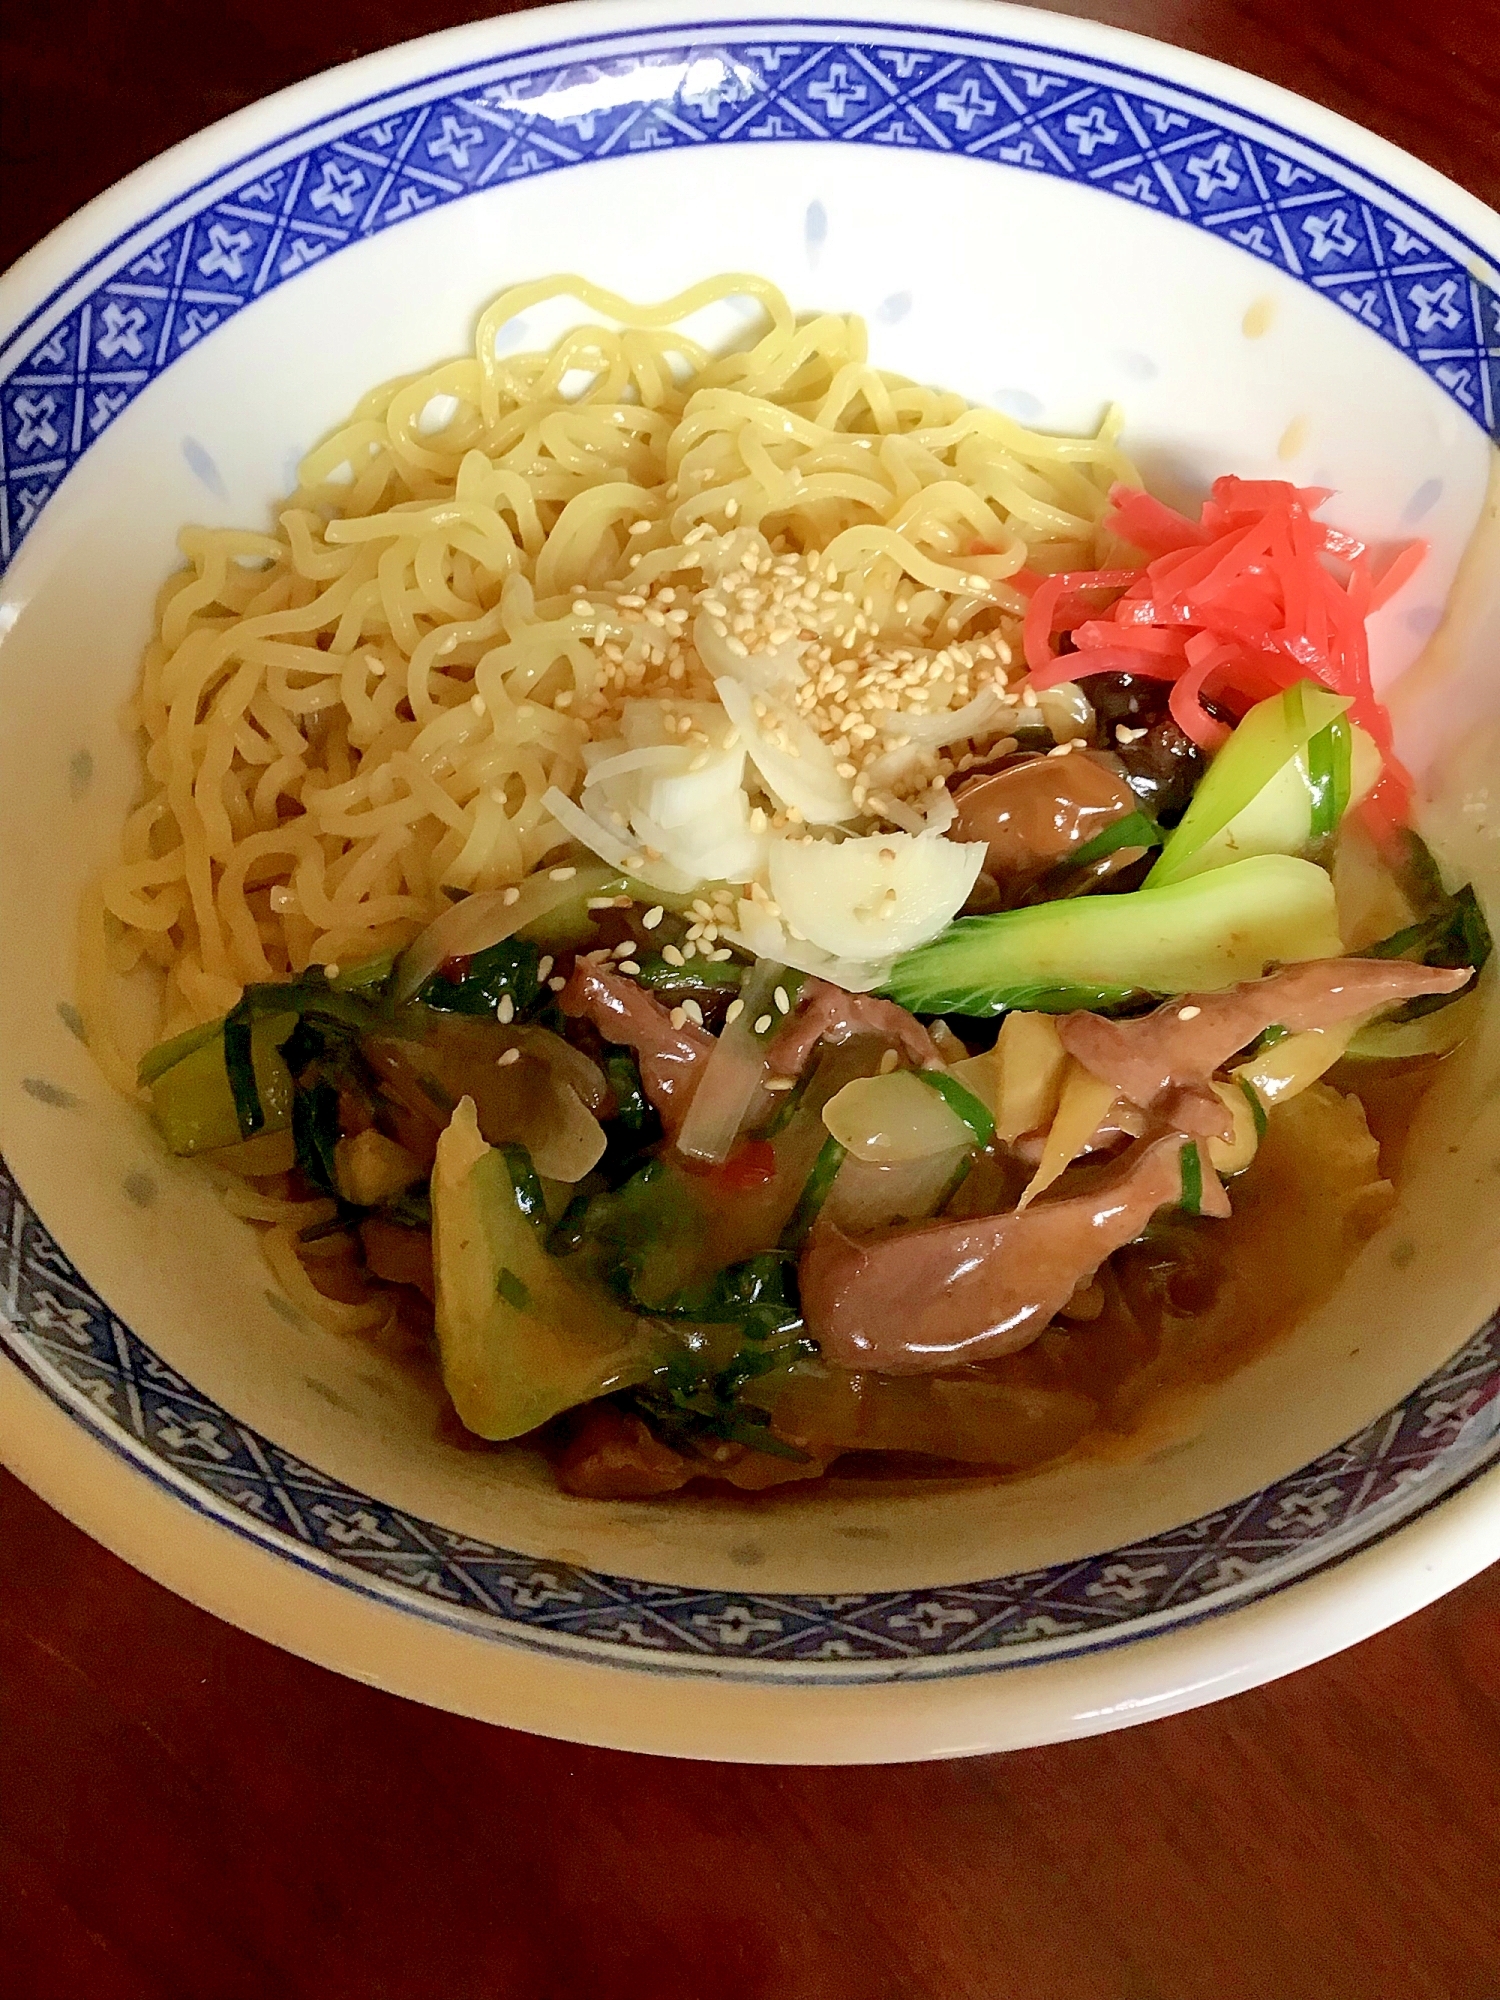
555, 1407, 694, 1498
800, 1133, 1211, 1374
951, 752, 1137, 888
767, 978, 943, 1077
1058, 958, 1473, 1139
560, 961, 713, 1134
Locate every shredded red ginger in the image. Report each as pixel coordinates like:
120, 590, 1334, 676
1009, 478, 1426, 831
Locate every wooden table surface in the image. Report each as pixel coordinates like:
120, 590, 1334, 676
4, 3, 1500, 1994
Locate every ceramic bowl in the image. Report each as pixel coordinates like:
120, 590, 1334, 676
3, 0, 1499, 1762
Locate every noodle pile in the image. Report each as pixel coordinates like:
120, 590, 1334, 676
85, 274, 1136, 1087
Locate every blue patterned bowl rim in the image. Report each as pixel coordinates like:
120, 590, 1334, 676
2, 9, 1498, 1684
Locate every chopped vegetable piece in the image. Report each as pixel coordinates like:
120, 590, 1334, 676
148, 1015, 296, 1156
1232, 1021, 1358, 1108
822, 1069, 974, 1163
1206, 1080, 1260, 1176
915, 1070, 996, 1149
292, 1078, 342, 1199
1346, 992, 1480, 1060
1304, 709, 1353, 841
395, 863, 623, 1001
966, 1011, 1070, 1143
1148, 682, 1359, 887
431, 1099, 656, 1440
1019, 1063, 1119, 1207
633, 955, 744, 995
1068, 809, 1163, 870
822, 1146, 973, 1235
1237, 1075, 1269, 1141
1179, 1140, 1204, 1216
675, 958, 784, 1165
884, 855, 1343, 1017
416, 938, 542, 1019
781, 1135, 848, 1251
221, 1013, 263, 1136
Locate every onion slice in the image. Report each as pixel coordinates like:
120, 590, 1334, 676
394, 861, 621, 1004
674, 958, 786, 1165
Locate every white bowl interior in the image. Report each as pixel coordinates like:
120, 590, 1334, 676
3, 127, 1500, 1596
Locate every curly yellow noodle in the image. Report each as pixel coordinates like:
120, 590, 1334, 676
86, 272, 1138, 1062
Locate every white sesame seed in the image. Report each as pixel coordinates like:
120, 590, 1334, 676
549, 975, 567, 992
773, 985, 791, 1015
669, 1006, 687, 1030
498, 1047, 521, 1067
754, 1013, 773, 1035
662, 944, 685, 967
628, 519, 653, 535
497, 994, 515, 1024
470, 693, 486, 715
1178, 1005, 1202, 1020
549, 867, 576, 882
537, 956, 553, 980
681, 999, 705, 1028
502, 886, 521, 906
764, 1076, 796, 1092
725, 997, 745, 1026
572, 599, 592, 616
617, 960, 641, 976
323, 963, 340, 979
879, 1048, 901, 1074
642, 906, 664, 930
724, 497, 739, 518
586, 896, 616, 910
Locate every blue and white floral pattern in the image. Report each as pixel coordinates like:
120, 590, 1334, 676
3, 18, 1499, 1679
2, 18, 1497, 564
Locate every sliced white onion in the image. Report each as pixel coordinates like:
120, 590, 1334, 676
822, 1069, 972, 1163
541, 786, 700, 894
822, 1146, 971, 1234
618, 697, 737, 750
581, 743, 690, 787
723, 898, 894, 993
674, 958, 785, 1165
577, 707, 765, 888
713, 677, 855, 825
768, 829, 986, 962
395, 859, 621, 1003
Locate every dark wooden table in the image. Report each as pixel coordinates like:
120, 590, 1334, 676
4, 4, 1500, 1995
